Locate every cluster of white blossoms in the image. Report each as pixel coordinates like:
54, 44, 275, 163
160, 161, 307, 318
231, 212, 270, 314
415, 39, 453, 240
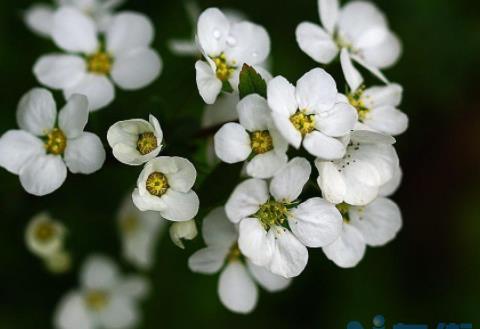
0, 0, 408, 324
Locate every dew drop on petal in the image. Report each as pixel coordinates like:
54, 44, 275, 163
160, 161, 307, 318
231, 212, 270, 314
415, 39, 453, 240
226, 36, 237, 47
213, 29, 221, 39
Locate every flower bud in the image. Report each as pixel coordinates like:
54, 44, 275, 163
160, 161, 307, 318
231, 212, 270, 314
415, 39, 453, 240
169, 220, 198, 249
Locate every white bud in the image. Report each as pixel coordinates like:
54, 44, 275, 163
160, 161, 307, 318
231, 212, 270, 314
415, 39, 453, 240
25, 212, 66, 258
169, 220, 198, 249
44, 250, 72, 274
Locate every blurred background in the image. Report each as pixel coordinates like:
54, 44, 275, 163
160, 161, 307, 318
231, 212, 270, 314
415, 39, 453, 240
1, 0, 479, 328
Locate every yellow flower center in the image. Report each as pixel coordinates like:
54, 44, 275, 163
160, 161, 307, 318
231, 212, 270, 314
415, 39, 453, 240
45, 128, 67, 155
34, 222, 57, 242
146, 172, 169, 197
348, 87, 370, 122
256, 200, 289, 229
85, 290, 109, 311
250, 130, 273, 154
212, 53, 235, 81
120, 215, 139, 234
137, 132, 158, 155
87, 51, 113, 75
290, 111, 315, 136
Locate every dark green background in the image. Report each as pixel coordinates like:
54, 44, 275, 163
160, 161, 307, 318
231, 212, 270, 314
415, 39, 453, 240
1, 0, 479, 328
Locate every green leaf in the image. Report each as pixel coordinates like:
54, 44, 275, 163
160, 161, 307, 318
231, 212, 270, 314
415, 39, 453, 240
238, 64, 267, 99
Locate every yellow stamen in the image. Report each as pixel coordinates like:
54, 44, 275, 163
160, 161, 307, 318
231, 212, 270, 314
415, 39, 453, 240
212, 53, 235, 81
120, 215, 139, 234
85, 290, 108, 311
146, 172, 169, 197
87, 51, 112, 75
348, 87, 370, 122
34, 222, 57, 242
290, 111, 315, 136
250, 130, 273, 154
256, 200, 288, 229
137, 132, 158, 155
45, 128, 67, 155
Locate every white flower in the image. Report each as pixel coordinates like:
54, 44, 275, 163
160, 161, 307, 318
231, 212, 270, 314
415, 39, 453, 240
117, 196, 167, 270
225, 158, 343, 278
315, 130, 399, 206
267, 68, 358, 160
107, 115, 163, 166
0, 88, 105, 196
188, 207, 290, 314
170, 219, 198, 249
295, 0, 401, 88
25, 212, 66, 258
24, 0, 125, 37
33, 7, 162, 111
195, 7, 271, 104
132, 157, 200, 221
322, 169, 403, 268
45, 250, 72, 274
214, 94, 288, 178
346, 83, 408, 136
54, 255, 149, 329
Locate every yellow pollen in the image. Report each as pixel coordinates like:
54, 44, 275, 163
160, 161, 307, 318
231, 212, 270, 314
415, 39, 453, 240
256, 200, 289, 229
348, 87, 370, 122
137, 132, 158, 155
336, 202, 351, 223
290, 111, 315, 136
120, 215, 139, 234
34, 222, 57, 242
85, 290, 109, 311
250, 130, 273, 154
212, 53, 235, 81
87, 51, 112, 75
45, 128, 67, 155
146, 172, 169, 197
227, 243, 241, 262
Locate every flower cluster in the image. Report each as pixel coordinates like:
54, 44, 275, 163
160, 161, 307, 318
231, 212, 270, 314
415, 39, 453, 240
0, 0, 408, 324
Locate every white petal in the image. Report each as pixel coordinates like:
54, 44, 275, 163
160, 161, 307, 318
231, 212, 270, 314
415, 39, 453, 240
132, 188, 166, 212
0, 130, 44, 174
238, 218, 273, 267
99, 296, 137, 329
303, 130, 345, 160
272, 115, 302, 148
111, 48, 162, 90
351, 54, 389, 84
81, 255, 118, 290
52, 7, 98, 53
296, 68, 337, 113
188, 247, 228, 274
226, 179, 269, 223
202, 93, 239, 128
33, 54, 86, 90
246, 151, 287, 179
116, 275, 150, 300
362, 84, 403, 108
268, 227, 308, 278
267, 76, 298, 117
64, 132, 106, 174
64, 74, 115, 111
58, 94, 89, 139
351, 144, 398, 185
270, 157, 311, 202
237, 94, 271, 132
16, 88, 56, 135
195, 60, 222, 104
168, 39, 199, 56
19, 154, 67, 196
340, 49, 363, 92
350, 197, 402, 246
197, 8, 229, 56
54, 292, 92, 329
160, 157, 197, 192
315, 160, 345, 204
379, 166, 402, 197
350, 130, 395, 145
323, 224, 366, 268
361, 31, 402, 69
246, 260, 291, 292
106, 12, 154, 54
295, 22, 338, 64
363, 106, 408, 136
289, 197, 342, 247
214, 123, 251, 163
160, 190, 199, 221
224, 21, 270, 65
319, 0, 339, 34
316, 102, 357, 137
343, 171, 379, 206
202, 207, 238, 248
24, 4, 54, 37
218, 261, 258, 314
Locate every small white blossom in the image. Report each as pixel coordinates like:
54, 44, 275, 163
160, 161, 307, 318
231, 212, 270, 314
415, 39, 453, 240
296, 0, 401, 88
188, 207, 290, 313
34, 7, 162, 111
24, 0, 125, 37
45, 250, 72, 274
267, 68, 358, 160
225, 158, 343, 278
107, 115, 163, 166
195, 7, 271, 104
0, 88, 105, 196
117, 196, 167, 270
132, 157, 200, 221
54, 255, 149, 329
25, 212, 66, 258
315, 130, 399, 206
214, 94, 288, 178
170, 219, 198, 249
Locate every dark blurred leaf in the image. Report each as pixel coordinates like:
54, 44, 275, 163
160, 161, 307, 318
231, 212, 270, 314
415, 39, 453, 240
238, 64, 267, 99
